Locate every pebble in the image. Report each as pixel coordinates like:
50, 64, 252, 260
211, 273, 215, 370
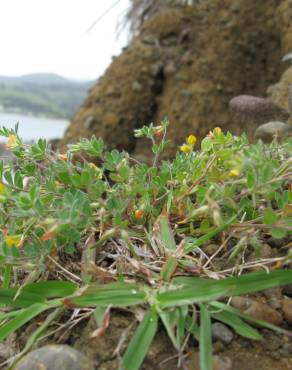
283, 284, 292, 297
263, 287, 282, 309
14, 345, 94, 370
212, 323, 234, 344
213, 355, 233, 370
282, 298, 292, 324
231, 296, 283, 325
254, 121, 292, 142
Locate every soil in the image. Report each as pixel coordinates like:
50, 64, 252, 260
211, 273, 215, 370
60, 0, 292, 160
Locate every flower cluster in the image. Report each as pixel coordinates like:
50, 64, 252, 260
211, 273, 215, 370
180, 134, 197, 153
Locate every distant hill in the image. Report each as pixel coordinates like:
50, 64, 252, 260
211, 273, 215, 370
0, 73, 94, 119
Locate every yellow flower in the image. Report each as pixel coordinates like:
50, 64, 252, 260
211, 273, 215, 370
6, 134, 17, 149
180, 144, 192, 153
229, 169, 240, 177
213, 127, 222, 134
134, 210, 144, 219
4, 235, 22, 247
0, 183, 5, 194
187, 135, 197, 146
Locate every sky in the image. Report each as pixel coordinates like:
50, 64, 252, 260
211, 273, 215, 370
0, 0, 130, 80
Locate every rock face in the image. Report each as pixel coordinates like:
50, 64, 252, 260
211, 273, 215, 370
60, 0, 292, 157
268, 67, 292, 122
14, 345, 94, 370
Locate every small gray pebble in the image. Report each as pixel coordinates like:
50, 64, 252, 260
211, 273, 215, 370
212, 323, 234, 344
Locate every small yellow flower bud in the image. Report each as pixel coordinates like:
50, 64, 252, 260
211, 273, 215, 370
187, 135, 197, 146
180, 144, 192, 153
229, 169, 240, 177
6, 134, 17, 149
134, 210, 144, 219
213, 127, 222, 134
4, 235, 22, 247
0, 183, 5, 194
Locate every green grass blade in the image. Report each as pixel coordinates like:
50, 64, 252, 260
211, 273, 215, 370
159, 270, 292, 308
0, 303, 49, 341
185, 315, 200, 341
211, 308, 262, 340
184, 215, 237, 254
159, 310, 179, 349
122, 309, 158, 370
199, 304, 212, 370
2, 265, 12, 289
160, 257, 178, 281
0, 288, 44, 308
22, 281, 78, 299
70, 282, 147, 307
0, 281, 78, 308
159, 215, 176, 251
210, 301, 292, 336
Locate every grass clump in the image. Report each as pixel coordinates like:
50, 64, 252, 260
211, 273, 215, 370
0, 120, 292, 369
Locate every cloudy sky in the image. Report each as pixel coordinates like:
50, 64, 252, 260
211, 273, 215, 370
0, 0, 130, 80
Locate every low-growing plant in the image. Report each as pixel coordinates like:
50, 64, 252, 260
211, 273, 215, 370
0, 120, 292, 369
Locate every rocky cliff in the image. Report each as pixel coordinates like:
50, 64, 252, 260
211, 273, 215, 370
60, 0, 292, 158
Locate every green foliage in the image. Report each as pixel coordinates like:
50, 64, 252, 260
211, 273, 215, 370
0, 121, 292, 368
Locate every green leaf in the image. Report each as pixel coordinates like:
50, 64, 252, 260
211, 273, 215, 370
22, 281, 78, 299
201, 137, 213, 152
210, 301, 290, 336
263, 208, 278, 225
159, 309, 180, 349
199, 304, 212, 370
0, 281, 77, 308
159, 215, 176, 251
271, 228, 287, 239
158, 270, 292, 308
247, 171, 256, 189
122, 310, 158, 370
160, 257, 178, 281
0, 303, 49, 341
70, 282, 147, 307
0, 288, 44, 308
